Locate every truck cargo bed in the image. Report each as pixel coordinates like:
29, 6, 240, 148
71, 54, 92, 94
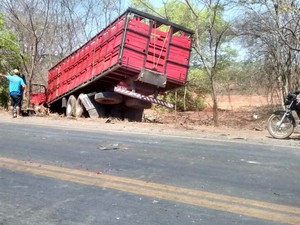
47, 8, 193, 105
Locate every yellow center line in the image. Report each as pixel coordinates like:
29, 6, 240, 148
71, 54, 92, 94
1, 157, 300, 224
2, 157, 299, 214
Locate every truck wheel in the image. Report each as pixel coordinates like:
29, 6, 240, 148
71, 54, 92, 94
75, 94, 85, 117
123, 107, 144, 122
110, 104, 123, 118
125, 98, 152, 109
66, 95, 76, 117
95, 92, 123, 104
88, 95, 108, 118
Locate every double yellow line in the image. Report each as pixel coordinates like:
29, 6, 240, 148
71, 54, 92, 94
1, 156, 300, 224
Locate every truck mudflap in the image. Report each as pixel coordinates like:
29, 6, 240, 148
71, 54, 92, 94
114, 86, 174, 108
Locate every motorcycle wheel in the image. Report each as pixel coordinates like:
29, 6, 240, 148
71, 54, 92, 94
267, 114, 295, 139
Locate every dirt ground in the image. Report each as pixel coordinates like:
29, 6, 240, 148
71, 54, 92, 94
1, 95, 299, 147
144, 95, 273, 130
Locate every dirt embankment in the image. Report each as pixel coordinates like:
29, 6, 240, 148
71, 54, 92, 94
145, 95, 273, 130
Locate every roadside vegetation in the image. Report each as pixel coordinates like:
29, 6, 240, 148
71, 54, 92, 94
1, 0, 300, 126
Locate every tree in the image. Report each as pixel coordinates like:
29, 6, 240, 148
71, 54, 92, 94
130, 0, 158, 15
237, 0, 300, 105
0, 14, 22, 108
186, 0, 235, 126
130, 0, 237, 125
0, 0, 123, 107
0, 0, 55, 105
0, 14, 22, 69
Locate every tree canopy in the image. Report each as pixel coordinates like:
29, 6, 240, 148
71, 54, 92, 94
0, 14, 22, 72
0, 14, 23, 108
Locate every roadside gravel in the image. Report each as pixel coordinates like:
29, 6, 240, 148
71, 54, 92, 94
0, 110, 299, 149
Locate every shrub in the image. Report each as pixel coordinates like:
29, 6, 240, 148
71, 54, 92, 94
157, 87, 206, 112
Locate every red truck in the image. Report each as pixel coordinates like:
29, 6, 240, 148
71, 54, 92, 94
31, 8, 193, 121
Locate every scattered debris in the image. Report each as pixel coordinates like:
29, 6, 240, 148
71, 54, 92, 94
252, 113, 259, 119
105, 118, 112, 123
98, 143, 125, 151
240, 159, 261, 164
254, 127, 263, 131
145, 116, 157, 123
229, 137, 247, 140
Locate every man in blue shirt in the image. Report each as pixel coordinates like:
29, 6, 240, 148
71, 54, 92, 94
13, 67, 27, 111
0, 69, 26, 118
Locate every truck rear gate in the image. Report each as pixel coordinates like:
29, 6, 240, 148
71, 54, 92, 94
45, 8, 193, 118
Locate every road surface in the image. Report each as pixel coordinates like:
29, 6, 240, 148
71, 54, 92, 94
0, 117, 300, 225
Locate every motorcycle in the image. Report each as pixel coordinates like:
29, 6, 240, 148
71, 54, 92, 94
267, 91, 300, 139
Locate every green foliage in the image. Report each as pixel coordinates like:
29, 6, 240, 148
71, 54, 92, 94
217, 45, 239, 70
0, 14, 22, 70
158, 1, 194, 30
129, 0, 155, 13
0, 77, 8, 109
158, 85, 206, 112
0, 14, 22, 107
188, 68, 211, 94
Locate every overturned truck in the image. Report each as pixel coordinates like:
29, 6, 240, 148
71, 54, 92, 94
32, 8, 193, 121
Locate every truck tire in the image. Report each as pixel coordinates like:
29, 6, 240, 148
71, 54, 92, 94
110, 104, 123, 118
75, 94, 85, 117
88, 95, 108, 118
123, 107, 144, 122
125, 98, 152, 109
94, 92, 123, 104
62, 97, 67, 108
66, 95, 76, 117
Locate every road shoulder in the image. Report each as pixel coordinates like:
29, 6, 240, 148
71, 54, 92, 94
1, 110, 299, 148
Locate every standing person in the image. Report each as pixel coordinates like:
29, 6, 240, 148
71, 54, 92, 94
13, 67, 27, 110
14, 67, 27, 86
0, 69, 26, 118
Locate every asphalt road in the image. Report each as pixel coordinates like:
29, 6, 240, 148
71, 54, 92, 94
0, 120, 300, 225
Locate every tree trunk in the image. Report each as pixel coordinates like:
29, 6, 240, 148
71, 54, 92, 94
211, 78, 219, 126
183, 86, 187, 111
